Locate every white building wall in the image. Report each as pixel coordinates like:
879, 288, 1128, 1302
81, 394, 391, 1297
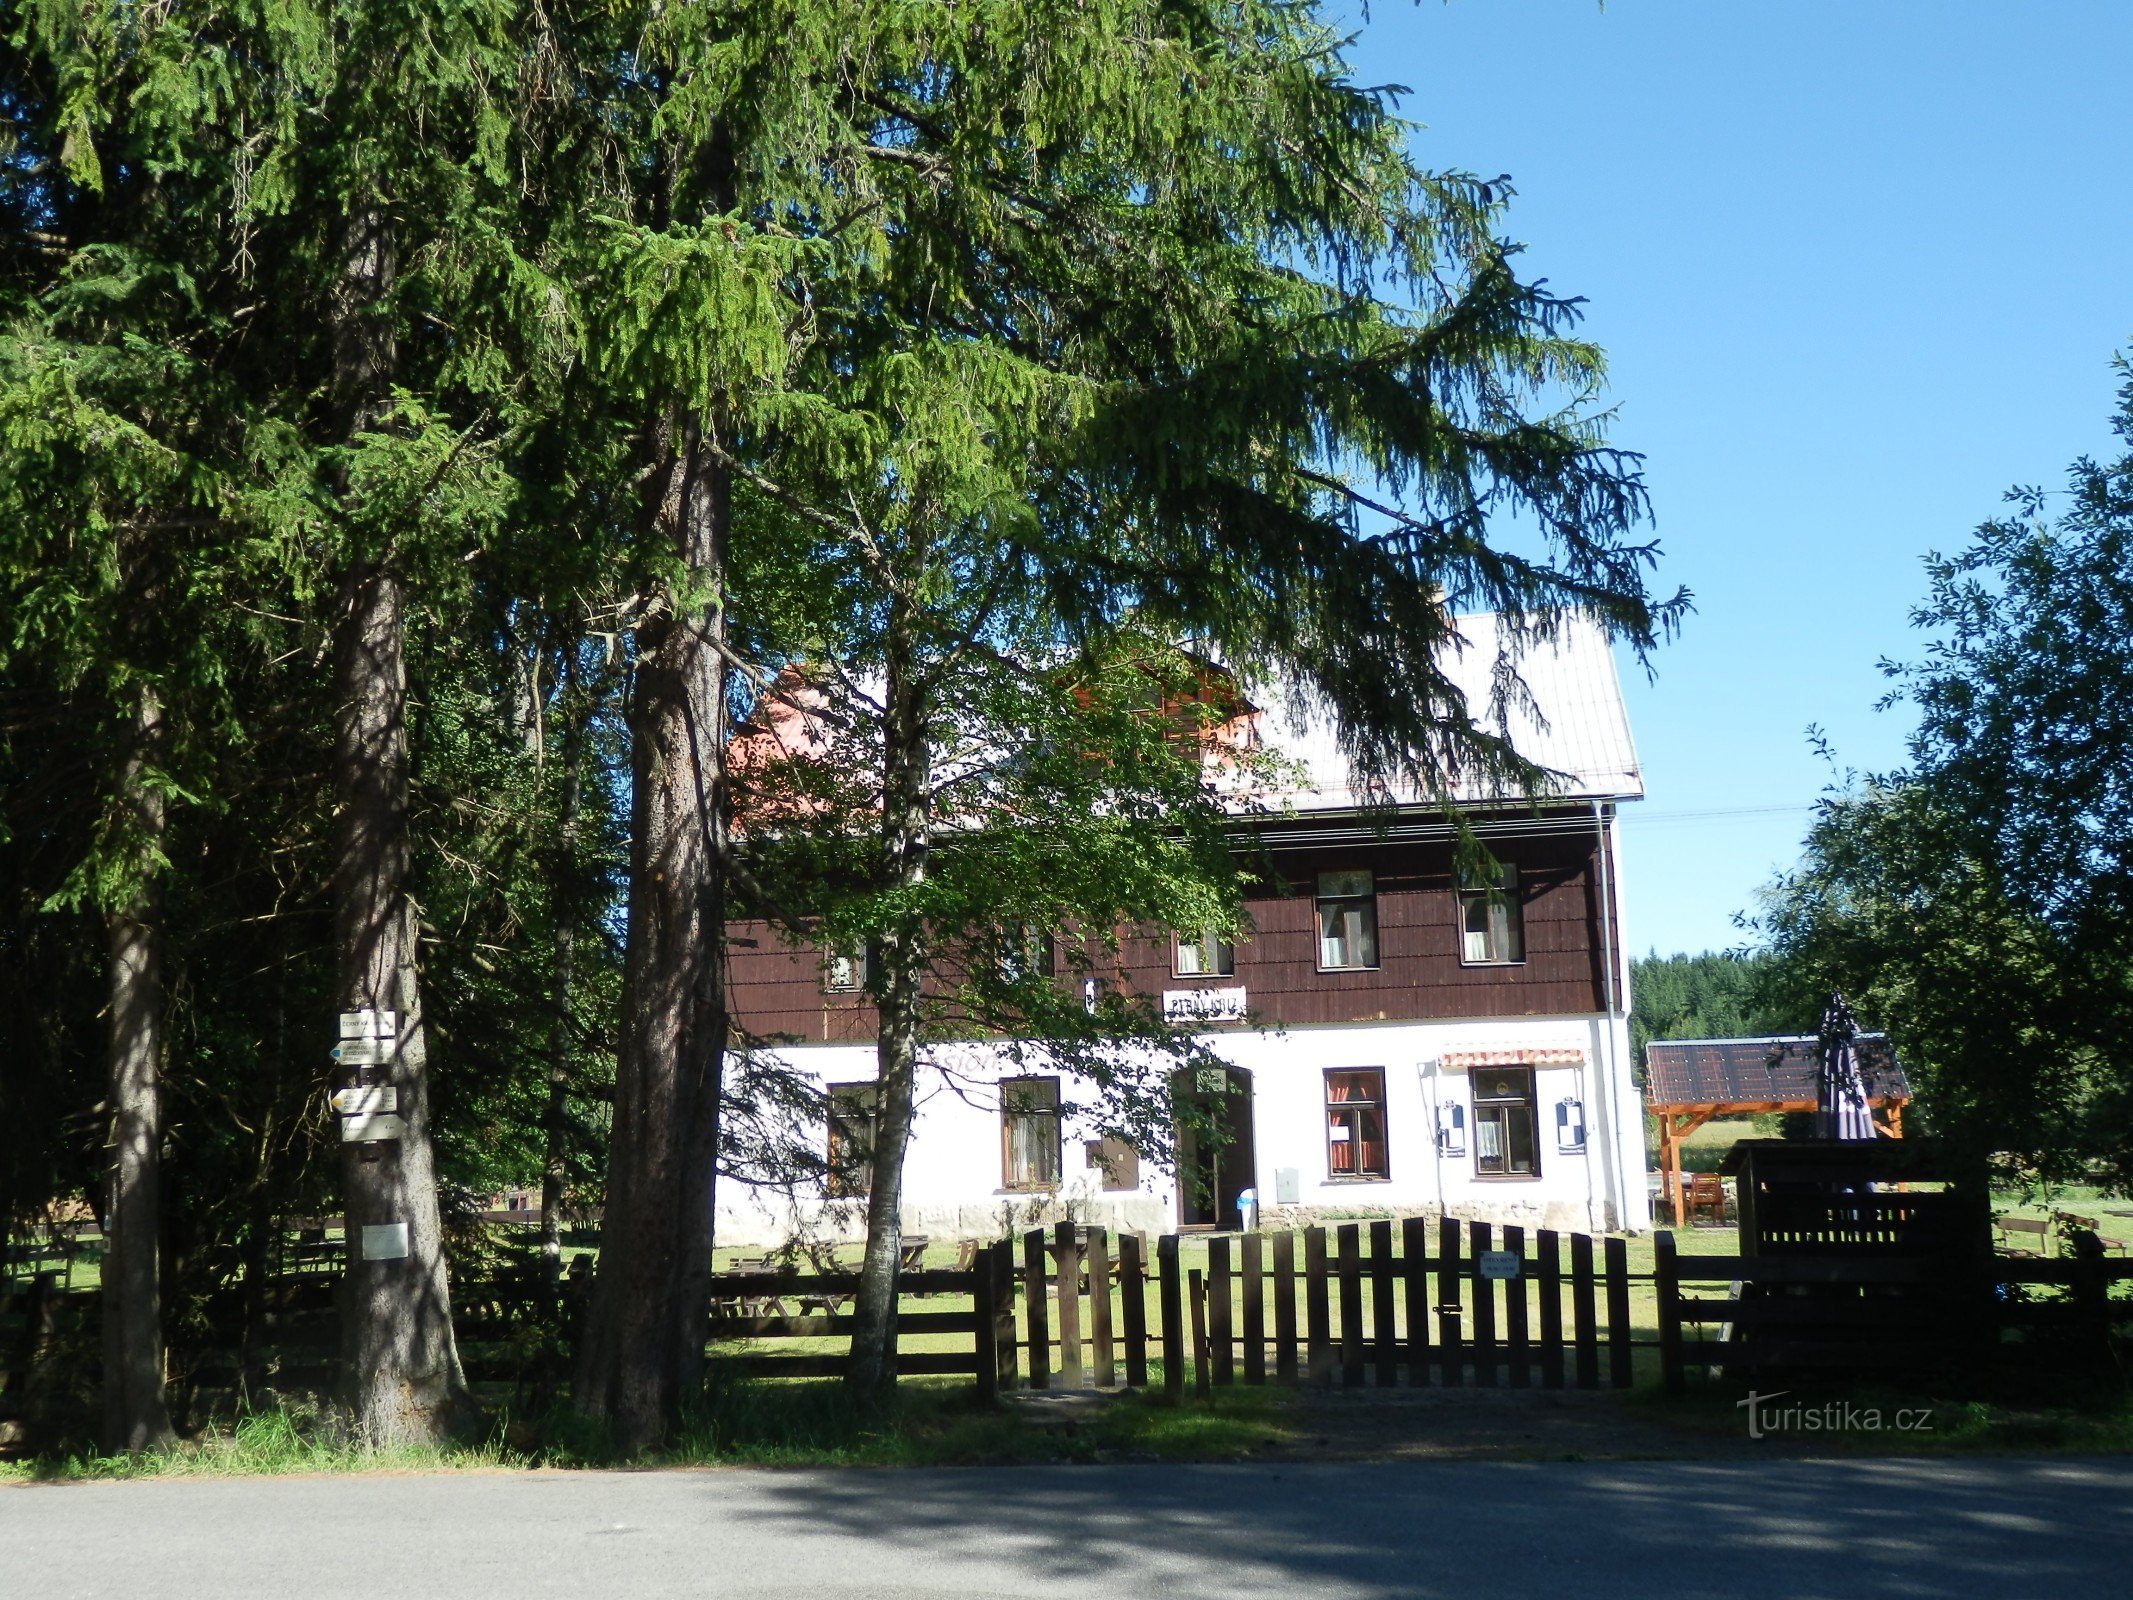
717, 1010, 1651, 1249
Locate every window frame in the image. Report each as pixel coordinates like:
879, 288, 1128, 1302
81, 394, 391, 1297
996, 921, 1056, 983
1457, 859, 1525, 967
824, 1081, 879, 1198
1172, 926, 1236, 979
1471, 1064, 1541, 1180
1000, 1075, 1063, 1193
1323, 1066, 1390, 1182
1315, 869, 1381, 973
822, 941, 868, 994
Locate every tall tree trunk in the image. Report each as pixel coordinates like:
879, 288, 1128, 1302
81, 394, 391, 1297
101, 684, 175, 1453
331, 560, 473, 1444
847, 596, 931, 1402
574, 427, 730, 1452
328, 202, 471, 1445
539, 677, 585, 1266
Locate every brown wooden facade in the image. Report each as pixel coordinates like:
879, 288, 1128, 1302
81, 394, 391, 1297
726, 809, 1624, 1046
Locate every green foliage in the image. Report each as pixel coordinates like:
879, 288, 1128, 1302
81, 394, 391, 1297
1629, 949, 1792, 1073
3, 0, 1680, 1414
1754, 357, 2133, 1188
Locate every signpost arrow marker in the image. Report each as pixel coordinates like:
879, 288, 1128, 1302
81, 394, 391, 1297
329, 1085, 398, 1116
339, 1112, 407, 1144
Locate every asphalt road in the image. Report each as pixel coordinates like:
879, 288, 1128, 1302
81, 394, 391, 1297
4, 1457, 2130, 1600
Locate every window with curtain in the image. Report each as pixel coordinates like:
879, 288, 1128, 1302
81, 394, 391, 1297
823, 942, 867, 993
1473, 1066, 1539, 1178
1173, 926, 1236, 977
1458, 859, 1524, 964
825, 1082, 878, 1197
997, 921, 1055, 982
1001, 1076, 1062, 1191
1324, 1067, 1389, 1180
1317, 870, 1379, 970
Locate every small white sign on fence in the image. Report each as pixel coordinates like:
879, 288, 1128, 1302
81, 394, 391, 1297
1479, 1249, 1521, 1281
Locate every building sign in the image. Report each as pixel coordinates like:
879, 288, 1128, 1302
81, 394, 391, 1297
1163, 986, 1248, 1024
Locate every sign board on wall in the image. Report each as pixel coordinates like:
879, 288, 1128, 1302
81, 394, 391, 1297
1162, 986, 1248, 1023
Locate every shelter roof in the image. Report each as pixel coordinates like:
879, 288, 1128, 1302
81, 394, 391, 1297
1644, 1035, 1912, 1109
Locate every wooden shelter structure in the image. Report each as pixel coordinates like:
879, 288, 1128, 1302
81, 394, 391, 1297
1645, 1036, 1911, 1226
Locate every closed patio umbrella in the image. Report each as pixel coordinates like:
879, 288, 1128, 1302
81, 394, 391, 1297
1814, 992, 1877, 1141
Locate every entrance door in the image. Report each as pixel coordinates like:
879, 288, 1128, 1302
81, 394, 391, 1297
1173, 1066, 1257, 1228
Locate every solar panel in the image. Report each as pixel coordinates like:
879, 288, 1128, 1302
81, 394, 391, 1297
1644, 1035, 1909, 1108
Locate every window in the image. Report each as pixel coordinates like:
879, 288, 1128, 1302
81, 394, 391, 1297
1085, 1135, 1141, 1192
997, 922, 1055, 982
1458, 859, 1524, 965
825, 1083, 878, 1197
1324, 1068, 1389, 1180
1316, 870, 1379, 970
1173, 926, 1235, 978
1473, 1066, 1539, 1178
824, 942, 867, 993
1001, 1076, 1062, 1191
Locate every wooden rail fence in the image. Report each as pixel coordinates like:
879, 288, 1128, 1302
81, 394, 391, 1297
1655, 1228, 2133, 1392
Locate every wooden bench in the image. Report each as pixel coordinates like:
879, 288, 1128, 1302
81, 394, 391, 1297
1994, 1214, 2052, 1256
2053, 1211, 2132, 1256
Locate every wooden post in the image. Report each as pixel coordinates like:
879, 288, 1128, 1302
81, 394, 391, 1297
2072, 1229, 2111, 1368
1655, 1229, 1683, 1395
1503, 1223, 1531, 1389
1088, 1227, 1115, 1389
1436, 1214, 1464, 1386
1054, 1221, 1083, 1389
1337, 1222, 1364, 1388
1537, 1228, 1565, 1390
1402, 1215, 1431, 1387
1121, 1231, 1149, 1388
1273, 1229, 1299, 1385
1370, 1219, 1398, 1388
1023, 1228, 1050, 1391
1571, 1231, 1599, 1389
973, 1241, 1000, 1403
1208, 1234, 1234, 1386
1469, 1220, 1497, 1387
992, 1242, 1019, 1392
1241, 1231, 1266, 1385
1304, 1225, 1332, 1387
1605, 1235, 1633, 1389
1188, 1268, 1211, 1398
1159, 1233, 1184, 1397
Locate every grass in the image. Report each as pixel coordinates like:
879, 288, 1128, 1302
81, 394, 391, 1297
0, 1373, 1298, 1483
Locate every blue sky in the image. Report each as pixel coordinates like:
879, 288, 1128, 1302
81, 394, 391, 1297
1335, 0, 2133, 955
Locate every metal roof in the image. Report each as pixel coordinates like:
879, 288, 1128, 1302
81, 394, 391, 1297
1247, 611, 1643, 811
1644, 1035, 1912, 1109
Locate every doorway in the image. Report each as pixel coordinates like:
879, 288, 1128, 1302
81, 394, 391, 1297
1173, 1065, 1257, 1228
